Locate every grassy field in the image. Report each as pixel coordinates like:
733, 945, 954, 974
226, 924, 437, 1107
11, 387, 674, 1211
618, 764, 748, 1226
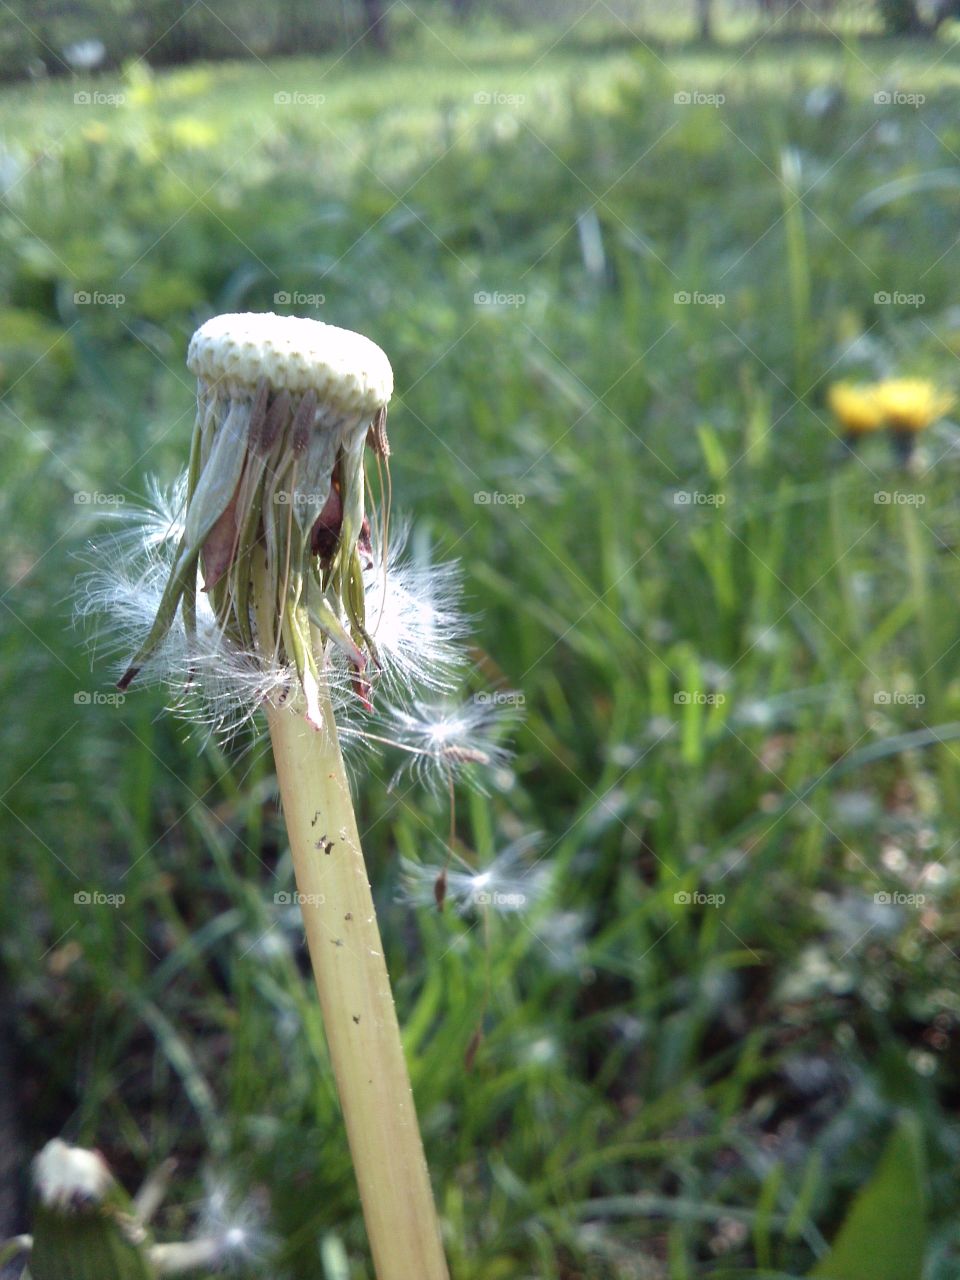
3, 13, 960, 1279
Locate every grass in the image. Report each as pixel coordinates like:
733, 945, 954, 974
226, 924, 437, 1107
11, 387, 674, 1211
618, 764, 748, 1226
3, 12, 960, 1279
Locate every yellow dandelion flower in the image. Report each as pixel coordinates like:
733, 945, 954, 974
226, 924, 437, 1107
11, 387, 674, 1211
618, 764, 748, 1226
873, 379, 954, 433
827, 382, 884, 435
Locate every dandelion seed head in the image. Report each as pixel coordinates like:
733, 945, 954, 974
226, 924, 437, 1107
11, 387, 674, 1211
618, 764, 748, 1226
199, 1174, 272, 1267
108, 312, 399, 730
539, 910, 590, 972
383, 695, 517, 793
77, 479, 490, 755
400, 832, 548, 915
358, 522, 467, 693
188, 312, 392, 422
33, 1139, 113, 1210
79, 313, 520, 789
76, 476, 293, 736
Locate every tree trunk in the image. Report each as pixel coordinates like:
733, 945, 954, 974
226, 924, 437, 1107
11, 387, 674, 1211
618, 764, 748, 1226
362, 0, 389, 51
697, 0, 713, 41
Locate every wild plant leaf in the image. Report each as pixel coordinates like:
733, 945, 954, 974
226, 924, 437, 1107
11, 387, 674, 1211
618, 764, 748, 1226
810, 1115, 925, 1280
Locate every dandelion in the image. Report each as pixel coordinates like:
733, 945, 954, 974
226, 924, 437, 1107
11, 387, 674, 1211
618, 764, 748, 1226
114, 312, 394, 727
874, 378, 954, 432
401, 832, 549, 915
873, 377, 954, 465
193, 1175, 272, 1269
77, 316, 506, 771
32, 1139, 114, 1212
78, 310, 537, 1280
826, 381, 884, 453
78, 487, 473, 742
360, 521, 469, 696
380, 694, 517, 794
11, 1139, 272, 1277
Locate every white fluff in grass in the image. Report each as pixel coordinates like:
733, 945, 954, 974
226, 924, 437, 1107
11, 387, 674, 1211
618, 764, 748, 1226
33, 1139, 113, 1210
195, 1175, 273, 1269
400, 832, 549, 915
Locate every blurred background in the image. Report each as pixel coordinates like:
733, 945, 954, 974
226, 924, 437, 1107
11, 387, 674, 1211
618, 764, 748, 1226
2, 0, 960, 1276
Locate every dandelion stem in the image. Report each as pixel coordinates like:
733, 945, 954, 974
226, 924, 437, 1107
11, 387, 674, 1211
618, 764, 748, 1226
254, 559, 449, 1280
